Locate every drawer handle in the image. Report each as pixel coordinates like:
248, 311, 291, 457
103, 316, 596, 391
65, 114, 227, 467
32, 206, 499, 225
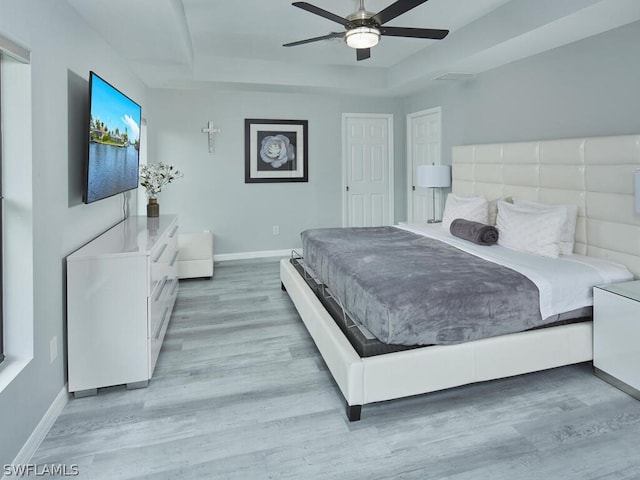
169, 225, 178, 238
170, 278, 179, 295
169, 250, 179, 267
154, 307, 170, 339
154, 276, 168, 302
152, 244, 167, 263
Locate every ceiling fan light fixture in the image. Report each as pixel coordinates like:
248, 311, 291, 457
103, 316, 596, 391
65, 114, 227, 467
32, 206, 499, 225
345, 26, 380, 49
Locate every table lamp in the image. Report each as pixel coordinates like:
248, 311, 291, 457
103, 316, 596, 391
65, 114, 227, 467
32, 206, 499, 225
417, 164, 451, 223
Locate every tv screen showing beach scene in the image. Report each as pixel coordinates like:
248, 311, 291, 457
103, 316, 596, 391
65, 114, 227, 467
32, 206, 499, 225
84, 71, 142, 203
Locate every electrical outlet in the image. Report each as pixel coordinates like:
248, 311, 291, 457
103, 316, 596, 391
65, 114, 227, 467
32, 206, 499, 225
50, 336, 58, 363
272, 225, 280, 235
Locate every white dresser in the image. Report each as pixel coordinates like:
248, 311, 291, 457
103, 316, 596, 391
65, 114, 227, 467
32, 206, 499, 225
67, 215, 179, 396
594, 280, 640, 400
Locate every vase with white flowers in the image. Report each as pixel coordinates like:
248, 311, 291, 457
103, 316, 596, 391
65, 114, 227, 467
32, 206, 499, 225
139, 162, 182, 217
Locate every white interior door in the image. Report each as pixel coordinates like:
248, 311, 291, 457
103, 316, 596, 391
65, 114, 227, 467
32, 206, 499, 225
407, 108, 442, 223
342, 114, 394, 227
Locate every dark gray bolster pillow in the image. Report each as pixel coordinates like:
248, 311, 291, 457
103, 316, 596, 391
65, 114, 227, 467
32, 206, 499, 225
450, 218, 498, 245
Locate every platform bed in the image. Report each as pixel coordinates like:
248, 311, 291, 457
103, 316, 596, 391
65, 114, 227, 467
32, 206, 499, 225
280, 257, 593, 421
280, 133, 640, 421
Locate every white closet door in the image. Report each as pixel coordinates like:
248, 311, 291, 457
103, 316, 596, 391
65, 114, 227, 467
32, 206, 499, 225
342, 114, 394, 227
407, 108, 442, 223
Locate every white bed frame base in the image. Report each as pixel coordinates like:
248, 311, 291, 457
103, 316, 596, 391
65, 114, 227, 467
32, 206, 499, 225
281, 259, 592, 419
281, 133, 640, 420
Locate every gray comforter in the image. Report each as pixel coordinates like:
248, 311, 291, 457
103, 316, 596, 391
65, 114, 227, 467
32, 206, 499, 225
301, 226, 542, 346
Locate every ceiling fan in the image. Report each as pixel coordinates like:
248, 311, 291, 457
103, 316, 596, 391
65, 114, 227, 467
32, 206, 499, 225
283, 0, 449, 61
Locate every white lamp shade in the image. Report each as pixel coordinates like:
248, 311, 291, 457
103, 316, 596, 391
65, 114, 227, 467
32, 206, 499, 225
417, 165, 451, 188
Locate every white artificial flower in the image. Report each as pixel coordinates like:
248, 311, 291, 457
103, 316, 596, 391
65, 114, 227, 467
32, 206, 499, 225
139, 163, 182, 198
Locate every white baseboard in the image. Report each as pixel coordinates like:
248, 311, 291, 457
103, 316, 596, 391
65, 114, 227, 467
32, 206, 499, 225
6, 385, 69, 472
214, 248, 301, 262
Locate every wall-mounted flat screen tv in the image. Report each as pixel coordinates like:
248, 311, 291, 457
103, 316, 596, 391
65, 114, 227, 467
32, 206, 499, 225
84, 71, 142, 204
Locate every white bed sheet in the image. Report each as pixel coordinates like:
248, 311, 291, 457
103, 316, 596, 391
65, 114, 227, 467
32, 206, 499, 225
397, 223, 633, 319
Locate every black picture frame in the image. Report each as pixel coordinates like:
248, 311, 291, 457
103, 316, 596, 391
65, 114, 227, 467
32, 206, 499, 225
245, 119, 308, 183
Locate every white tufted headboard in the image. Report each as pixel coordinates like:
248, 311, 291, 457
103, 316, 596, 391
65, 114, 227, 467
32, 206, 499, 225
452, 134, 640, 277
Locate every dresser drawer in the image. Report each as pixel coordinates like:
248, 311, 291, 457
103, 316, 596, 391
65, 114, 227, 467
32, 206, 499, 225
167, 222, 179, 242
149, 274, 169, 336
166, 276, 179, 318
148, 296, 171, 376
167, 237, 179, 280
150, 225, 179, 294
148, 273, 173, 375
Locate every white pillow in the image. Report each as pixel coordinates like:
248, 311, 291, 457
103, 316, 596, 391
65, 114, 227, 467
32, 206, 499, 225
441, 194, 489, 230
512, 198, 578, 255
496, 200, 566, 258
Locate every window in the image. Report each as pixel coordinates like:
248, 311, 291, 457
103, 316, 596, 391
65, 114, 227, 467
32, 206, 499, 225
0, 56, 3, 365
0, 36, 33, 381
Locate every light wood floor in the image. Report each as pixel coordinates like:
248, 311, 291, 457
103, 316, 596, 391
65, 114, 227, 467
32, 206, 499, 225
32, 258, 640, 479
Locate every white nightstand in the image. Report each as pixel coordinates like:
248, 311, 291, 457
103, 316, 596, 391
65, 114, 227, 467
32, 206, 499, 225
593, 280, 640, 400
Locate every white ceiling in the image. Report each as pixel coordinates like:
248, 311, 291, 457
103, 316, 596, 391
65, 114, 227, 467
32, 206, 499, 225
65, 0, 640, 95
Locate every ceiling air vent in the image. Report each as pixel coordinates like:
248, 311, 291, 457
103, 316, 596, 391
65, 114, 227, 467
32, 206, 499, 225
433, 73, 475, 81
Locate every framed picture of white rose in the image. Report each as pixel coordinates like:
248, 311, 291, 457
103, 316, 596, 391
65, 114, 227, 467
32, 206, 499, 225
244, 119, 308, 183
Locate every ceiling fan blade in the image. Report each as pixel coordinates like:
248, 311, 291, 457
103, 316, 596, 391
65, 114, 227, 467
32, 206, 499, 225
292, 2, 348, 26
283, 32, 344, 47
380, 26, 449, 39
356, 48, 371, 61
373, 0, 430, 25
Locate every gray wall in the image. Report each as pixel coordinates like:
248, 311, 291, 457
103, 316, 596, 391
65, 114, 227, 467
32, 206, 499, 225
1, 1, 640, 469
147, 19, 640, 258
0, 0, 147, 467
147, 88, 405, 254
402, 20, 640, 166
